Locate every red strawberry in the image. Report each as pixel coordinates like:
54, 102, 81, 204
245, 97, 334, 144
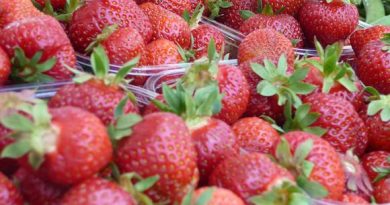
87, 25, 145, 65
210, 0, 258, 29
140, 3, 191, 48
0, 172, 24, 205
115, 112, 199, 203
350, 25, 390, 56
190, 187, 245, 205
0, 47, 10, 86
35, 0, 67, 10
361, 151, 390, 182
356, 37, 390, 94
373, 178, 390, 203
49, 46, 139, 125
238, 28, 294, 64
261, 0, 305, 16
0, 133, 19, 176
340, 193, 370, 204
0, 0, 43, 28
232, 117, 280, 154
60, 178, 137, 205
14, 168, 68, 205
136, 0, 192, 15
191, 25, 225, 59
239, 7, 304, 48
272, 131, 346, 200
69, 0, 153, 52
209, 153, 295, 203
139, 39, 183, 66
298, 1, 358, 46
303, 93, 368, 156
0, 15, 76, 82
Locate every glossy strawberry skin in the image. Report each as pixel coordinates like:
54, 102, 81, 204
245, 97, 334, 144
341, 193, 370, 204
115, 112, 199, 203
136, 0, 192, 15
298, 1, 358, 46
139, 39, 183, 66
0, 172, 24, 205
0, 0, 43, 28
361, 151, 390, 182
101, 27, 145, 65
140, 3, 191, 49
273, 131, 346, 201
49, 79, 139, 125
0, 126, 19, 176
14, 168, 68, 205
191, 25, 225, 59
261, 0, 305, 16
69, 0, 153, 52
239, 14, 304, 48
60, 178, 137, 205
0, 47, 11, 85
209, 153, 294, 202
193, 187, 245, 205
190, 118, 240, 185
356, 40, 390, 94
238, 28, 295, 64
20, 107, 113, 186
214, 64, 250, 125
232, 117, 280, 154
373, 178, 390, 203
350, 25, 390, 56
303, 93, 368, 156
0, 16, 76, 80
215, 0, 257, 29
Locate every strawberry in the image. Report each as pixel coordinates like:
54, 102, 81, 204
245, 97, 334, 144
0, 47, 11, 85
232, 117, 280, 154
373, 178, 390, 203
350, 25, 390, 56
69, 0, 153, 52
361, 151, 390, 182
139, 39, 183, 66
340, 193, 370, 204
261, 0, 305, 16
272, 131, 346, 200
0, 0, 43, 28
239, 5, 304, 48
356, 35, 390, 94
86, 25, 145, 66
115, 112, 199, 203
35, 0, 71, 11
49, 46, 139, 125
0, 172, 24, 205
136, 0, 192, 15
238, 28, 294, 64
0, 15, 76, 82
140, 3, 191, 49
0, 100, 113, 185
0, 133, 19, 176
303, 93, 368, 156
188, 187, 245, 205
14, 168, 68, 205
298, 0, 358, 46
60, 177, 137, 205
191, 24, 225, 59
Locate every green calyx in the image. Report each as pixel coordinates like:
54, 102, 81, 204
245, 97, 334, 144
32, 0, 83, 22
1, 100, 58, 170
382, 33, 390, 52
325, 0, 359, 5
206, 0, 233, 19
365, 86, 390, 122
373, 157, 390, 183
119, 172, 160, 205
183, 5, 205, 29
252, 55, 316, 109
178, 35, 196, 63
283, 104, 327, 137
275, 138, 329, 199
11, 47, 56, 83
181, 187, 214, 205
85, 24, 118, 54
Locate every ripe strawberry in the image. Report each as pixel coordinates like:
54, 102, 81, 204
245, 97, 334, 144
49, 46, 139, 125
0, 0, 43, 28
0, 133, 19, 176
298, 1, 358, 46
238, 28, 294, 64
272, 131, 346, 200
140, 3, 191, 48
139, 39, 183, 66
209, 153, 295, 203
361, 151, 390, 182
210, 0, 258, 29
261, 0, 305, 16
0, 15, 76, 82
69, 0, 153, 52
356, 37, 390, 94
232, 117, 280, 154
14, 168, 68, 205
115, 112, 199, 203
60, 178, 137, 205
0, 172, 24, 205
190, 187, 245, 205
341, 193, 370, 204
373, 178, 390, 203
239, 6, 304, 48
303, 93, 368, 156
350, 25, 390, 56
35, 0, 72, 11
87, 25, 145, 66
191, 25, 225, 59
0, 47, 11, 86
136, 0, 192, 15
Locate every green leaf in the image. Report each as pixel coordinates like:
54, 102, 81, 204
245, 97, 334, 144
116, 114, 142, 130
276, 54, 288, 75
181, 188, 194, 205
114, 97, 128, 119
90, 45, 109, 79
289, 82, 316, 95
367, 100, 384, 116
195, 188, 214, 205
36, 57, 56, 72
134, 175, 160, 192
28, 151, 45, 170
293, 139, 313, 165
1, 140, 31, 158
276, 138, 293, 167
251, 63, 270, 80
303, 127, 327, 137
363, 0, 385, 23
289, 67, 309, 83
113, 56, 140, 84
257, 81, 277, 96
1, 113, 34, 132
32, 103, 51, 126
301, 161, 315, 178
296, 175, 328, 199
372, 15, 390, 25
239, 10, 255, 20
